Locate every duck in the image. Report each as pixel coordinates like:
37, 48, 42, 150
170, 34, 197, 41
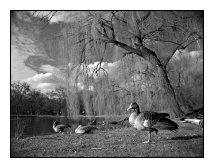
53, 121, 71, 133
75, 125, 98, 134
180, 108, 203, 130
127, 102, 179, 143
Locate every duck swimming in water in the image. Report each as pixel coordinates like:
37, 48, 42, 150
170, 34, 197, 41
75, 125, 97, 134
127, 102, 179, 143
53, 121, 71, 133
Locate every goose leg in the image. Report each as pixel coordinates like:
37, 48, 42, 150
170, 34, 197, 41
143, 131, 151, 143
143, 128, 158, 143
132, 129, 138, 142
151, 128, 158, 134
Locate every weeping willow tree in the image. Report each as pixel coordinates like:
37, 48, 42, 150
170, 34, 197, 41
57, 11, 203, 118
28, 11, 203, 118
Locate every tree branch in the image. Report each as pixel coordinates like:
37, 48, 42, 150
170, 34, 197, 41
122, 51, 133, 57
108, 39, 142, 56
136, 11, 151, 25
163, 35, 203, 67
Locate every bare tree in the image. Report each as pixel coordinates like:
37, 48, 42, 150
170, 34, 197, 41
82, 11, 203, 117
46, 87, 67, 116
11, 82, 31, 115
28, 11, 203, 117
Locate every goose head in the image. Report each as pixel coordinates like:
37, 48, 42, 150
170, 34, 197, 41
53, 121, 59, 127
127, 102, 140, 112
75, 125, 84, 134
77, 125, 82, 128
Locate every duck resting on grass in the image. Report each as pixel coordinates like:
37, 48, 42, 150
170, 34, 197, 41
180, 108, 203, 130
75, 125, 98, 134
53, 121, 71, 133
127, 102, 179, 143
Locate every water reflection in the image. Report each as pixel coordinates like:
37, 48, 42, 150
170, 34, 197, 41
11, 116, 105, 138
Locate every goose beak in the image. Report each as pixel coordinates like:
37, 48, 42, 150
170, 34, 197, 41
127, 104, 132, 111
127, 107, 131, 111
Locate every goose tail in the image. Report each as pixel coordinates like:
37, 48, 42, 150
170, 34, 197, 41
157, 118, 179, 132
159, 113, 170, 118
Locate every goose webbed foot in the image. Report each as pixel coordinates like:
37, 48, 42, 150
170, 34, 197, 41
143, 131, 151, 143
143, 140, 150, 143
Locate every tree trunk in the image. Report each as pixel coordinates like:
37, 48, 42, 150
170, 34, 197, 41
109, 40, 185, 117
156, 63, 185, 117
142, 50, 185, 117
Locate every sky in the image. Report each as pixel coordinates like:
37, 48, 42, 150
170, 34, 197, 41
11, 11, 122, 92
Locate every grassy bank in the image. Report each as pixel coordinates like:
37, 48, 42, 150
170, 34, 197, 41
11, 120, 203, 157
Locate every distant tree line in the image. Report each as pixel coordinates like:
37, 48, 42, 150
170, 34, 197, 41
10, 81, 67, 116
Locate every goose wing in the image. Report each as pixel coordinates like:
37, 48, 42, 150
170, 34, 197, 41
135, 111, 159, 127
141, 111, 179, 132
57, 124, 70, 131
137, 111, 171, 128
81, 125, 97, 133
75, 125, 97, 134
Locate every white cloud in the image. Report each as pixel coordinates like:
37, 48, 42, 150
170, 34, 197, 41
22, 71, 93, 92
39, 64, 66, 80
24, 73, 53, 83
22, 72, 63, 91
49, 11, 86, 23
189, 50, 203, 58
170, 50, 203, 63
37, 83, 56, 91
22, 60, 120, 92
27, 11, 85, 24
40, 65, 58, 73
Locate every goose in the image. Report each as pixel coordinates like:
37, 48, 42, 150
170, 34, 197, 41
180, 108, 203, 130
53, 121, 71, 133
75, 125, 98, 134
127, 102, 179, 143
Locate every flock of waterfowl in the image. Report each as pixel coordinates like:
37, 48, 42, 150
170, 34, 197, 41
53, 102, 203, 143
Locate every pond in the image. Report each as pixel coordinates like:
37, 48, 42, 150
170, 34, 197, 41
10, 115, 105, 138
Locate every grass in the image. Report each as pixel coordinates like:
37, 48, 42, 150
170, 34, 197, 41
10, 119, 203, 157
13, 117, 31, 139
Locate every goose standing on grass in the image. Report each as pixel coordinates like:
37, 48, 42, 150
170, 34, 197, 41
53, 121, 71, 133
127, 102, 179, 143
180, 108, 203, 130
75, 125, 97, 134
